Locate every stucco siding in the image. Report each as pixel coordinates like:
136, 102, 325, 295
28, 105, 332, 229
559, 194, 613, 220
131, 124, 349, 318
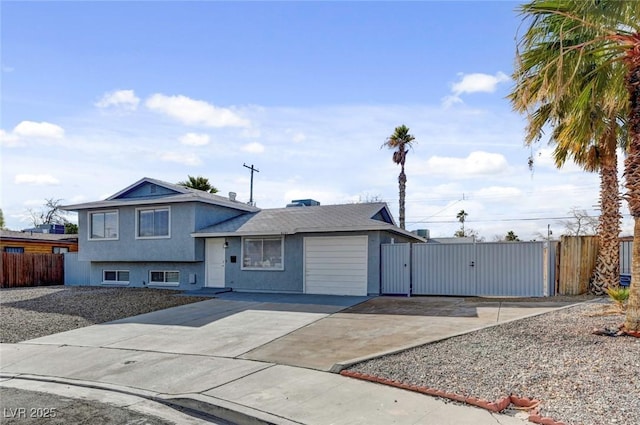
224, 235, 303, 293
79, 204, 197, 262
89, 261, 205, 289
222, 230, 385, 295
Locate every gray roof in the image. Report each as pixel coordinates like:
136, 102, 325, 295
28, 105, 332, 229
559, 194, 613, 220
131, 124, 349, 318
0, 229, 78, 242
62, 177, 258, 213
192, 203, 424, 240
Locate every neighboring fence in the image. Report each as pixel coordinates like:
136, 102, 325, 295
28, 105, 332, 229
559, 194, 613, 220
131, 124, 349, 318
382, 241, 551, 297
557, 236, 598, 295
64, 253, 91, 285
620, 240, 633, 275
0, 252, 64, 288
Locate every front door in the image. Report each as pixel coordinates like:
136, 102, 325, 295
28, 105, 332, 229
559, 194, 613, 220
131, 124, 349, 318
206, 239, 226, 288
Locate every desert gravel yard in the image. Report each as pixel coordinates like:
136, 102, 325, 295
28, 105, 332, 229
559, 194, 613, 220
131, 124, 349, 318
0, 286, 210, 343
348, 301, 640, 425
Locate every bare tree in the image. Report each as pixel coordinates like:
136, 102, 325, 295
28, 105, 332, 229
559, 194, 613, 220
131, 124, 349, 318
561, 207, 598, 236
28, 198, 70, 227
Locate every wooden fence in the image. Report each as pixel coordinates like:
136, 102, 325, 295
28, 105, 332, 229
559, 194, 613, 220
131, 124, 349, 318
557, 236, 599, 295
0, 253, 64, 288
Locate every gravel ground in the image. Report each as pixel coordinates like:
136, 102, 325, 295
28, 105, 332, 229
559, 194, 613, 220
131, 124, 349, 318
349, 301, 640, 425
0, 286, 210, 343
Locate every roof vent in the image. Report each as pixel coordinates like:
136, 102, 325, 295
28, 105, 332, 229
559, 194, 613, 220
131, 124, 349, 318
229, 192, 237, 201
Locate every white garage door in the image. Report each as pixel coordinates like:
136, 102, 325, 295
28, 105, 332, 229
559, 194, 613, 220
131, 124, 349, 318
304, 236, 368, 296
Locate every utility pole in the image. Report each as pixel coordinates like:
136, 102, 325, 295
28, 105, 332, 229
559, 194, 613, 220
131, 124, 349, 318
243, 163, 259, 206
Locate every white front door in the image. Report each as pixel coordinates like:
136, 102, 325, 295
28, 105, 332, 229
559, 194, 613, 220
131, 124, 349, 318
206, 239, 226, 288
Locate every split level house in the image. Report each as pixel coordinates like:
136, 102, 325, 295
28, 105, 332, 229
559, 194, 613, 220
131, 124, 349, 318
63, 177, 423, 296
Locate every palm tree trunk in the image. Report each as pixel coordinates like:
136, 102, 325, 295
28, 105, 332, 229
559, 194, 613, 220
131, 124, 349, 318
590, 147, 621, 295
623, 63, 640, 332
398, 166, 406, 230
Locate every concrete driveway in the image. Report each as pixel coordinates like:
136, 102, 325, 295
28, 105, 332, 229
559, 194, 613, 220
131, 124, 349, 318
20, 293, 576, 372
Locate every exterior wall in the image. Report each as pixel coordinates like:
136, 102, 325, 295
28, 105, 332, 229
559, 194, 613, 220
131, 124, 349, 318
88, 261, 205, 289
222, 230, 402, 295
223, 235, 303, 293
1, 239, 78, 254
78, 202, 244, 262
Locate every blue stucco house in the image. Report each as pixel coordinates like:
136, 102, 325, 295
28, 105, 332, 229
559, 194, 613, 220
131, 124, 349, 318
63, 177, 423, 296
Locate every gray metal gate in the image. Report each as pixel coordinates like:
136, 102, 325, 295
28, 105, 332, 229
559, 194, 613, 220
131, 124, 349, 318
382, 241, 550, 297
381, 243, 410, 295
412, 243, 477, 296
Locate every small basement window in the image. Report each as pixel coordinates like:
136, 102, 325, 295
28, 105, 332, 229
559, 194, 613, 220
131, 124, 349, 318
53, 247, 69, 254
103, 270, 130, 284
149, 270, 180, 286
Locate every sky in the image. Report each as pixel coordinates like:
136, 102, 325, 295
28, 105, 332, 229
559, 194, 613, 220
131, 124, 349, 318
0, 0, 633, 240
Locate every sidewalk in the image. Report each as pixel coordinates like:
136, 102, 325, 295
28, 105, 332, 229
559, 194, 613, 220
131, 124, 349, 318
0, 295, 573, 425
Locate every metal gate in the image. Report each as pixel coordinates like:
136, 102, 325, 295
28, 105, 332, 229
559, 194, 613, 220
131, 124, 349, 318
382, 242, 550, 297
381, 243, 410, 295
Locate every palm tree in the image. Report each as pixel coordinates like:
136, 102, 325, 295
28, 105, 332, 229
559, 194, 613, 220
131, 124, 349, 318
177, 175, 218, 194
513, 0, 640, 332
456, 210, 468, 236
382, 125, 416, 229
510, 4, 628, 295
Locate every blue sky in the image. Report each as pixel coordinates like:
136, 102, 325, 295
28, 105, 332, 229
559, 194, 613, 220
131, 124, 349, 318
1, 1, 630, 239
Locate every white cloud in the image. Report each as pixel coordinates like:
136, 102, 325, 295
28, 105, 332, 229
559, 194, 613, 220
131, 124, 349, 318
425, 151, 509, 177
95, 89, 140, 110
14, 174, 60, 185
159, 152, 202, 166
13, 121, 65, 139
0, 129, 20, 147
179, 132, 210, 146
241, 142, 265, 154
146, 93, 250, 128
443, 72, 510, 107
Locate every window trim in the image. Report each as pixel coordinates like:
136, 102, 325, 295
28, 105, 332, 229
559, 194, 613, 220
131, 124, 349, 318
4, 246, 25, 253
241, 236, 284, 271
149, 270, 180, 286
88, 210, 119, 241
102, 270, 130, 285
135, 206, 171, 240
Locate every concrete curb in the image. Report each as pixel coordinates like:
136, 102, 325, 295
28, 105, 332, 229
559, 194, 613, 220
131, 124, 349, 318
340, 370, 568, 425
0, 374, 299, 425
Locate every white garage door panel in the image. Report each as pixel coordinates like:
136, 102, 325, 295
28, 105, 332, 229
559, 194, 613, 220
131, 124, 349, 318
304, 236, 368, 296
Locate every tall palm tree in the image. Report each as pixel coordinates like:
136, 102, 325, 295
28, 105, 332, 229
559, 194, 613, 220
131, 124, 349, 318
514, 0, 640, 332
457, 209, 469, 236
510, 6, 628, 295
382, 125, 416, 229
177, 175, 219, 194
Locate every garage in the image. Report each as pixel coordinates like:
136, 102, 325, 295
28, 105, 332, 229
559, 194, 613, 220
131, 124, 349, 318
303, 235, 368, 296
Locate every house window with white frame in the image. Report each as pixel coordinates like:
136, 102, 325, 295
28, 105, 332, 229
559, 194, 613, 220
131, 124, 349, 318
242, 237, 283, 270
136, 207, 170, 238
103, 270, 129, 284
89, 211, 119, 240
149, 270, 179, 285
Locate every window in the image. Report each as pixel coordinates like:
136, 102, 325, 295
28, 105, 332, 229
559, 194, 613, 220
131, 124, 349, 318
4, 247, 24, 253
242, 237, 283, 270
89, 211, 118, 240
136, 207, 170, 238
103, 270, 129, 284
149, 270, 179, 286
52, 247, 69, 254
